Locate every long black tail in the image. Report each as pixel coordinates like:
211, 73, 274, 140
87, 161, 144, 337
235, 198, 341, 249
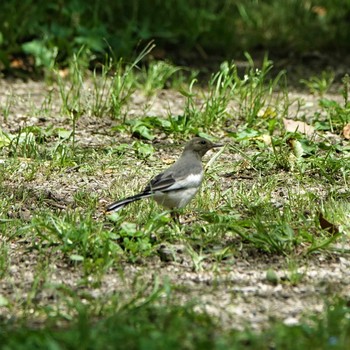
105, 192, 152, 213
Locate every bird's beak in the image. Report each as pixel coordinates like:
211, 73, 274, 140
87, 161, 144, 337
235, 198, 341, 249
212, 142, 224, 148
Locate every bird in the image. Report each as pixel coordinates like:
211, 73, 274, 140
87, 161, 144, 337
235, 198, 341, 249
105, 137, 223, 221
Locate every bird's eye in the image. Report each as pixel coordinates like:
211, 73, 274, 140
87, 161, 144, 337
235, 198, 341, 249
200, 140, 206, 145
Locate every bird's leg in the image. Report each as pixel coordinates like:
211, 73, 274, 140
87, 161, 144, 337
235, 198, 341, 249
170, 211, 180, 224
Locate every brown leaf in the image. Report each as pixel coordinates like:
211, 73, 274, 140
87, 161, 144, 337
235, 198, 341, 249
58, 68, 70, 78
10, 58, 26, 69
283, 119, 315, 136
343, 123, 350, 139
312, 6, 327, 16
318, 212, 339, 235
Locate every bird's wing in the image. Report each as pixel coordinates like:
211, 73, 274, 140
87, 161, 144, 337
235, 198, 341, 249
143, 171, 202, 194
143, 172, 176, 193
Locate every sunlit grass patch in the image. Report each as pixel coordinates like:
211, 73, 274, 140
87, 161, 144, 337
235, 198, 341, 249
0, 51, 350, 348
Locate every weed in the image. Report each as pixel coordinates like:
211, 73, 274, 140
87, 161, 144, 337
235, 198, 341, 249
1, 90, 15, 122
200, 61, 237, 126
313, 74, 350, 133
110, 42, 155, 120
300, 71, 334, 96
137, 60, 182, 96
1, 294, 350, 349
0, 241, 9, 278
24, 213, 122, 274
234, 53, 287, 127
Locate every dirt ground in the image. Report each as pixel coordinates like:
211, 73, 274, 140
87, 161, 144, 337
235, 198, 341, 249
0, 77, 349, 330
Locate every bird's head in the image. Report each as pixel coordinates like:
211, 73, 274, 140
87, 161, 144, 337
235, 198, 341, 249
184, 137, 223, 157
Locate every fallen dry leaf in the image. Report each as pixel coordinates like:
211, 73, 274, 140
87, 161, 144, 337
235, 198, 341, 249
318, 212, 339, 235
311, 6, 327, 16
254, 134, 272, 145
257, 107, 277, 119
283, 119, 315, 136
58, 68, 70, 78
286, 138, 304, 158
343, 123, 350, 139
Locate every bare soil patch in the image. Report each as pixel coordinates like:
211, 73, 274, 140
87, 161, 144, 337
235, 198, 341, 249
0, 78, 349, 330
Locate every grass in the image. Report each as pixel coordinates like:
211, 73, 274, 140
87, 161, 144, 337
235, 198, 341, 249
0, 54, 350, 347
1, 294, 350, 349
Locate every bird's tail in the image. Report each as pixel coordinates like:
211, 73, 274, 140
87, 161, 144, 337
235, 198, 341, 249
105, 192, 151, 213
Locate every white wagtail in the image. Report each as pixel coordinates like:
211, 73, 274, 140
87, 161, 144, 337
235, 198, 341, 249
106, 137, 222, 221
